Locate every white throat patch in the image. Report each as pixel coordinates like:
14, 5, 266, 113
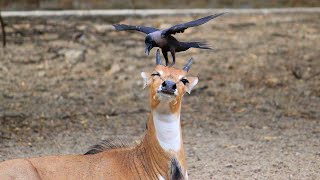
158, 175, 165, 180
153, 111, 181, 152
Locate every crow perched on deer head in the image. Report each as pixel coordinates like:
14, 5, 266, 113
113, 13, 225, 66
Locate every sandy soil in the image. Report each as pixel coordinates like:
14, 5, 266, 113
0, 13, 319, 179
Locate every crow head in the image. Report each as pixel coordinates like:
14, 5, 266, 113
144, 35, 155, 55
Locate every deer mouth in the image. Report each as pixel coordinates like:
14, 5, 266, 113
157, 89, 176, 97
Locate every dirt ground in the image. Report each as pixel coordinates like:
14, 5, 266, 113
0, 12, 319, 179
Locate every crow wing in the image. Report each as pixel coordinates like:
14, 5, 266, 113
113, 24, 159, 34
161, 13, 225, 36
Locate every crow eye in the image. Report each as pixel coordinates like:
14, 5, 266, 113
151, 72, 160, 77
181, 79, 189, 85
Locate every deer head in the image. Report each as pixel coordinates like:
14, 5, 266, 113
141, 49, 198, 114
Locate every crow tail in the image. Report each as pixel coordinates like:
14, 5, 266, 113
180, 41, 211, 50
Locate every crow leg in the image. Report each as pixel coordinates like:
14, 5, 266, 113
169, 50, 176, 67
162, 50, 169, 66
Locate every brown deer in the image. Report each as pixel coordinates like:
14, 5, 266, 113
0, 49, 198, 180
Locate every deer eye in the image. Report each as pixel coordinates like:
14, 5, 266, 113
151, 72, 160, 77
180, 78, 189, 85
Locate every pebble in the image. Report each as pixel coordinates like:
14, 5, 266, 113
61, 49, 86, 64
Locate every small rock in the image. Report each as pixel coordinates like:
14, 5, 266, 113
265, 76, 281, 87
61, 49, 86, 64
249, 53, 258, 60
76, 25, 87, 31
263, 136, 278, 141
292, 66, 303, 79
225, 164, 233, 168
106, 64, 121, 75
39, 33, 59, 41
303, 54, 312, 61
0, 63, 8, 72
127, 65, 136, 72
38, 71, 45, 77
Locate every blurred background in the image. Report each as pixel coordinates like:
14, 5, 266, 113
1, 0, 320, 10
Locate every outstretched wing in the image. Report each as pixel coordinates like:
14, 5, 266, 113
113, 24, 159, 34
161, 13, 225, 36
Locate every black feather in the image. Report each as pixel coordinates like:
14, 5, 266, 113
112, 24, 158, 34
162, 13, 225, 36
178, 41, 211, 52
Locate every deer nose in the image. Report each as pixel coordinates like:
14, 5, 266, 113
161, 80, 177, 92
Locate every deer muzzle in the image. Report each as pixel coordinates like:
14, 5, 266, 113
158, 80, 177, 96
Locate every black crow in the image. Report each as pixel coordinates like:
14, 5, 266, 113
113, 13, 225, 66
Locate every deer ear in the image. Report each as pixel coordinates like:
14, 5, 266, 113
185, 77, 198, 94
141, 72, 151, 89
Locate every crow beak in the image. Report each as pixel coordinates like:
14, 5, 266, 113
145, 44, 152, 55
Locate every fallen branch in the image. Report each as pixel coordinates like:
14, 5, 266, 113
0, 10, 6, 47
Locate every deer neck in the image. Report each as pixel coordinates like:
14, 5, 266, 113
152, 109, 181, 153
138, 98, 186, 178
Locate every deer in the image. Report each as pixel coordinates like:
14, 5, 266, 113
0, 49, 199, 180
